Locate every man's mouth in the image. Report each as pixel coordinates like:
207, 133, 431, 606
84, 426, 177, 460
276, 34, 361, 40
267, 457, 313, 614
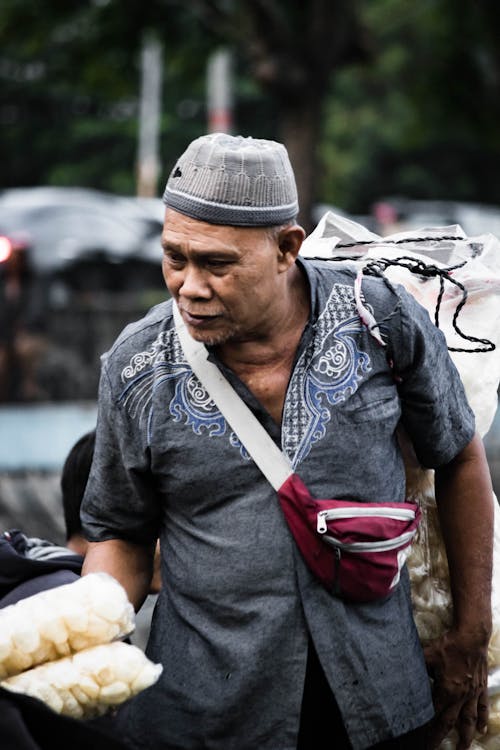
181, 309, 221, 327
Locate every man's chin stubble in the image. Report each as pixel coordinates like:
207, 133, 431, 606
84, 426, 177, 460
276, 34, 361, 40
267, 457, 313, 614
189, 329, 233, 347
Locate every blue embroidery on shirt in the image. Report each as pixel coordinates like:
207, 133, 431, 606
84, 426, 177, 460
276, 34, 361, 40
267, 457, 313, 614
120, 328, 248, 455
119, 283, 371, 464
170, 373, 226, 437
282, 284, 371, 466
169, 373, 250, 457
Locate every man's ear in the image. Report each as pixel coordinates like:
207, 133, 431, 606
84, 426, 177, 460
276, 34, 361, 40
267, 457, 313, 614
277, 224, 306, 270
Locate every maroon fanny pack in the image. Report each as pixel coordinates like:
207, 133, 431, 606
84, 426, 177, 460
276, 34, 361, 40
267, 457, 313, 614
277, 473, 421, 602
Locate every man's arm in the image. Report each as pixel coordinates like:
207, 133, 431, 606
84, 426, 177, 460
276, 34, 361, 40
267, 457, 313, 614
82, 538, 156, 612
425, 432, 494, 750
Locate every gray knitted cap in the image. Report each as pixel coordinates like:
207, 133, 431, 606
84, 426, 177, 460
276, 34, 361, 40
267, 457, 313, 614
163, 132, 299, 226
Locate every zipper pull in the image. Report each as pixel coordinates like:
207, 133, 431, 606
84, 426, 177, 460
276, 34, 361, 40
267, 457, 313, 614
317, 511, 328, 533
334, 547, 342, 595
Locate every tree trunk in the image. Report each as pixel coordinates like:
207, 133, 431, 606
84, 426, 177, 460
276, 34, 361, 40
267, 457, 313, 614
280, 99, 322, 234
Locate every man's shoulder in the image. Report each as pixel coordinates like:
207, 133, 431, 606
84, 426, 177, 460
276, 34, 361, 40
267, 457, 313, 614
303, 257, 357, 282
107, 298, 173, 355
302, 258, 399, 309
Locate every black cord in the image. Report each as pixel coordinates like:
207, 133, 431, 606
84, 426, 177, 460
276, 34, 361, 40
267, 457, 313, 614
333, 234, 463, 249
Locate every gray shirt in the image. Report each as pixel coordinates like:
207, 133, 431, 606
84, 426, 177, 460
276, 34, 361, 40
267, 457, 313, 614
81, 259, 475, 750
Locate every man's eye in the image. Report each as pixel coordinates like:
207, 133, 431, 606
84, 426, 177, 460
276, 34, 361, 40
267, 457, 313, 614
164, 253, 184, 266
206, 259, 231, 269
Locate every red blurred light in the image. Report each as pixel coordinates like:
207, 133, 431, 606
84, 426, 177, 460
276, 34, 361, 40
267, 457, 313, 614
0, 236, 13, 263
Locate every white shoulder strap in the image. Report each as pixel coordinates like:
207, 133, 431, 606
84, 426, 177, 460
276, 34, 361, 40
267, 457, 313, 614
173, 302, 293, 491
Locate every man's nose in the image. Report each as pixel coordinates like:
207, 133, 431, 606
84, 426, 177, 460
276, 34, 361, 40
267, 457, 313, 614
178, 264, 212, 298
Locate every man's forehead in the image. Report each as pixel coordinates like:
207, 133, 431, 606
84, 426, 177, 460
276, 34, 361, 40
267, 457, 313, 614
162, 209, 262, 250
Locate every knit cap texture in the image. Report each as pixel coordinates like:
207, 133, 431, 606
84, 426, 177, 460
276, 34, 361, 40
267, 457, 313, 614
163, 133, 299, 226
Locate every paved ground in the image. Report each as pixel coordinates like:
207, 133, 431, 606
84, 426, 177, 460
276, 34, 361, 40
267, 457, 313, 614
0, 470, 65, 542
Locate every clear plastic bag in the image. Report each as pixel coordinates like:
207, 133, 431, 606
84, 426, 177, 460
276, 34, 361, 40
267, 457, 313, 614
0, 573, 162, 717
1, 640, 162, 718
0, 573, 135, 678
406, 483, 500, 749
301, 213, 500, 437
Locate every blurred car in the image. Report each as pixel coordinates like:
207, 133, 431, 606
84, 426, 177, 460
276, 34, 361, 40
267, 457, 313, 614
0, 187, 169, 403
373, 197, 500, 237
0, 232, 31, 284
0, 186, 165, 284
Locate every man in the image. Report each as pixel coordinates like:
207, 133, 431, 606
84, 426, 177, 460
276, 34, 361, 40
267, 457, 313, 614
81, 133, 493, 750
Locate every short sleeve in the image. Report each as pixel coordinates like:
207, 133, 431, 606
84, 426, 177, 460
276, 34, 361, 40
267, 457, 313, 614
80, 360, 161, 545
388, 286, 475, 468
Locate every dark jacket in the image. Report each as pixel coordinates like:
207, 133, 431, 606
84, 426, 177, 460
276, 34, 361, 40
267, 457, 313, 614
0, 529, 83, 607
0, 686, 129, 750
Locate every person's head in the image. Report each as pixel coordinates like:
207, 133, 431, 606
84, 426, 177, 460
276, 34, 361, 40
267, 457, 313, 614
161, 133, 306, 345
60, 429, 96, 555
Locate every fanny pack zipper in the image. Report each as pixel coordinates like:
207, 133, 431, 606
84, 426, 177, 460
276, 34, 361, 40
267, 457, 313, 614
316, 506, 416, 533
320, 529, 417, 553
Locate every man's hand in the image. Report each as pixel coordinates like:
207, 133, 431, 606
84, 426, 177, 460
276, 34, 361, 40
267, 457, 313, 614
424, 629, 489, 749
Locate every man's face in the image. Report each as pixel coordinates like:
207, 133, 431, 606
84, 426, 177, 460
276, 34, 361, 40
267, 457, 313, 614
161, 208, 286, 346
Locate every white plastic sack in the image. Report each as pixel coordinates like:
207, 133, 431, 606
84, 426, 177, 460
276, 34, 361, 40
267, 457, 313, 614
301, 212, 500, 437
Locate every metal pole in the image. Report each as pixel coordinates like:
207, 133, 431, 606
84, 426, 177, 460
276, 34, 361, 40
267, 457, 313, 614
207, 48, 233, 133
137, 33, 163, 197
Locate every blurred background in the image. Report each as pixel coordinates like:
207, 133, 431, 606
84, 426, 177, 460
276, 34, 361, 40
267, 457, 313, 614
1, 0, 500, 543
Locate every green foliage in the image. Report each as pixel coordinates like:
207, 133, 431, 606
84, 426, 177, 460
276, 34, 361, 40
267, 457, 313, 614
319, 0, 500, 211
0, 0, 216, 193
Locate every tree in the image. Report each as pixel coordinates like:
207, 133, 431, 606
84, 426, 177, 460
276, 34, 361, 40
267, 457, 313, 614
0, 0, 371, 228
192, 0, 370, 229
319, 0, 500, 212
0, 0, 213, 193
